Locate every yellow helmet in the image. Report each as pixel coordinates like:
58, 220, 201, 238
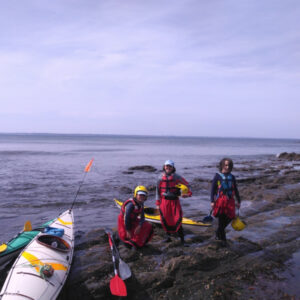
175, 183, 189, 195
134, 185, 148, 198
231, 217, 246, 231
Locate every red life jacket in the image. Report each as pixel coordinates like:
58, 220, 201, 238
120, 199, 143, 220
158, 174, 180, 199
158, 173, 182, 232
118, 198, 153, 248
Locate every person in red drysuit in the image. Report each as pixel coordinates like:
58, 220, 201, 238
118, 185, 153, 249
156, 160, 192, 246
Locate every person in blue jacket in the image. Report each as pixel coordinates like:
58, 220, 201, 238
211, 158, 241, 246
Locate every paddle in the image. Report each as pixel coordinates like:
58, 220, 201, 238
107, 231, 127, 296
105, 228, 131, 280
69, 158, 94, 211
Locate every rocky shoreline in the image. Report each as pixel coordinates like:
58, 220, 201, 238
1, 153, 300, 299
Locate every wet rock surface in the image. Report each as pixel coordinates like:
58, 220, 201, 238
1, 154, 300, 299
277, 152, 300, 161
128, 165, 158, 173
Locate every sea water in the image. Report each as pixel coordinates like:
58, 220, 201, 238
0, 133, 299, 241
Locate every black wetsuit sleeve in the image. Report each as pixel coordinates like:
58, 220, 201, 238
232, 175, 241, 203
124, 202, 134, 230
139, 205, 145, 225
210, 173, 219, 202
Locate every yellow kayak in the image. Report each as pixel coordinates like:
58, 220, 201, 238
114, 199, 211, 228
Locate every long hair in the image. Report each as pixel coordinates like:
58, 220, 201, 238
219, 158, 233, 172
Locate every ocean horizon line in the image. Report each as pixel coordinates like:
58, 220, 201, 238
0, 131, 299, 142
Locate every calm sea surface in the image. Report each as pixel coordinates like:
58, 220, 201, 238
0, 133, 299, 241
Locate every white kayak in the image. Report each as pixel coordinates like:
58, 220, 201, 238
0, 210, 74, 300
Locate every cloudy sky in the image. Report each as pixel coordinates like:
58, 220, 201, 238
0, 0, 299, 138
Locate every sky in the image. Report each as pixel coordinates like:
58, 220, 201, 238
0, 0, 300, 139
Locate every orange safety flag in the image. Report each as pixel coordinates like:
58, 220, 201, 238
84, 158, 94, 172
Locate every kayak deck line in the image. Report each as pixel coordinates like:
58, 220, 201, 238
0, 292, 34, 300
16, 271, 55, 286
62, 233, 72, 239
55, 223, 72, 230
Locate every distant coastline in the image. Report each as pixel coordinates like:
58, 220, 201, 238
0, 132, 299, 141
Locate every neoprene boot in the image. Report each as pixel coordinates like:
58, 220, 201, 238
180, 238, 189, 247
178, 227, 189, 247
220, 240, 227, 247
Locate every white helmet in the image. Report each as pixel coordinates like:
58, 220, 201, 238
164, 160, 175, 167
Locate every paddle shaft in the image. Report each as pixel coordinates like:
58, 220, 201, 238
69, 159, 94, 211
107, 233, 118, 275
105, 229, 120, 258
107, 231, 120, 260
69, 173, 87, 211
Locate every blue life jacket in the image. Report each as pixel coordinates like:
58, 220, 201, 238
216, 173, 233, 199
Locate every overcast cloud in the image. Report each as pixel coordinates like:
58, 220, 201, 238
0, 0, 299, 138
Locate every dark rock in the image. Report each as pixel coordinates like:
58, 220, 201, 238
128, 165, 157, 172
277, 152, 300, 161
237, 175, 270, 184
147, 185, 156, 192
119, 186, 132, 194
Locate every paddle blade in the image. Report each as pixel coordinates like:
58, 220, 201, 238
110, 274, 127, 296
0, 244, 8, 253
119, 259, 132, 280
84, 158, 94, 172
23, 220, 32, 232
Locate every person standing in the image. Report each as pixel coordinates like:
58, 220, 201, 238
118, 186, 154, 249
211, 158, 241, 246
156, 160, 192, 246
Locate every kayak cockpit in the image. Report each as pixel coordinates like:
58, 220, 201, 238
37, 235, 70, 252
